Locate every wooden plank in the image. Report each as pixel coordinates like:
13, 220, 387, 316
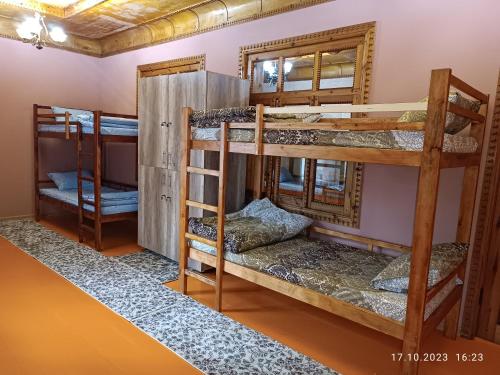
425, 261, 465, 303
402, 68, 451, 375
179, 107, 192, 294
422, 285, 463, 339
215, 122, 229, 312
185, 232, 216, 248
448, 102, 485, 123
262, 144, 422, 166
450, 75, 489, 103
187, 166, 219, 177
263, 102, 428, 114
440, 153, 481, 168
263, 121, 425, 131
188, 247, 405, 339
92, 111, 103, 251
228, 122, 256, 129
310, 226, 411, 253
33, 105, 40, 222
185, 269, 216, 287
186, 200, 218, 213
255, 104, 265, 155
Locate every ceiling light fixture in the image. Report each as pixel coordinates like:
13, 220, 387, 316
16, 12, 67, 50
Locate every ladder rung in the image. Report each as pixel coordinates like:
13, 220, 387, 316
80, 176, 94, 182
81, 224, 95, 233
185, 269, 216, 287
187, 166, 219, 177
185, 232, 217, 247
186, 200, 218, 213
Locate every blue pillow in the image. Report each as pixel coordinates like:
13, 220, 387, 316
48, 170, 93, 191
52, 106, 92, 122
279, 167, 293, 182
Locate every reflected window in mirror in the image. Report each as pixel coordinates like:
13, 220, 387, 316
240, 23, 375, 227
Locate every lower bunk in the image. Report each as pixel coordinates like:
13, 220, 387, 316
183, 199, 466, 340
37, 179, 138, 250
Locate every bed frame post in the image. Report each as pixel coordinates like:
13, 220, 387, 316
179, 107, 192, 294
33, 104, 40, 221
444, 100, 489, 339
93, 111, 103, 251
401, 69, 451, 375
215, 121, 229, 311
251, 104, 265, 199
77, 121, 84, 243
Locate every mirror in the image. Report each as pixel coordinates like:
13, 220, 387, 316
284, 54, 315, 92
320, 48, 356, 89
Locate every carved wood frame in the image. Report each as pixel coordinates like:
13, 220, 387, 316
462, 70, 500, 340
238, 22, 375, 227
136, 54, 206, 113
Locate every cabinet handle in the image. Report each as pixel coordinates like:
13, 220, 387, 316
160, 121, 171, 127
160, 194, 171, 201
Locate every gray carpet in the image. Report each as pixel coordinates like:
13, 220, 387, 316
0, 219, 338, 375
114, 249, 178, 284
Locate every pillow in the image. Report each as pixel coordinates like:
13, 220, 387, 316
48, 170, 93, 191
189, 198, 313, 253
398, 92, 480, 134
279, 167, 293, 182
52, 106, 92, 122
371, 242, 468, 293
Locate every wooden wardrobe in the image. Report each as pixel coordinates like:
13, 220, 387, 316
138, 71, 249, 260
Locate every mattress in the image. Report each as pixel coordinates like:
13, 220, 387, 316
39, 124, 138, 136
190, 237, 459, 322
191, 128, 478, 153
39, 187, 138, 215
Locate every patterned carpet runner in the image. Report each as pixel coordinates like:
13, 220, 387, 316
0, 219, 337, 375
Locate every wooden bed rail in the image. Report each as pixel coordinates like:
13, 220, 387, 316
263, 102, 428, 114
310, 226, 410, 254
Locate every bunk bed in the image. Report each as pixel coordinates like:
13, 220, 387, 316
178, 68, 489, 375
33, 105, 139, 251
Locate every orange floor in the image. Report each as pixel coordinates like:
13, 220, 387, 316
1, 213, 499, 375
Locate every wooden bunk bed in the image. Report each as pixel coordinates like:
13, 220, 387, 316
33, 105, 138, 251
178, 68, 489, 375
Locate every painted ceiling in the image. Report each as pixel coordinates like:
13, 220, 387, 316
0, 0, 333, 56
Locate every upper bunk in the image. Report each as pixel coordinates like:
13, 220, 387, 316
186, 69, 489, 168
34, 105, 138, 143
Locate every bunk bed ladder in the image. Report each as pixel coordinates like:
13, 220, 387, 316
179, 108, 229, 312
76, 111, 103, 251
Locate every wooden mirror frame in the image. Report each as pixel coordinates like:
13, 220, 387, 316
239, 22, 375, 227
136, 54, 206, 113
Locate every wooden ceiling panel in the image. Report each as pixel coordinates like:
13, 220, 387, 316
0, 0, 334, 56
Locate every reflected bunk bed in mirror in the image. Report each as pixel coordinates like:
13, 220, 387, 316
33, 105, 139, 251
178, 68, 489, 375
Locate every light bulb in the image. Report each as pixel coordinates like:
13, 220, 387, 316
284, 61, 293, 74
16, 15, 42, 40
49, 26, 68, 43
263, 60, 276, 75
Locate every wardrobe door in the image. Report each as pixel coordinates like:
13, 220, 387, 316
165, 170, 179, 260
139, 76, 169, 168
138, 165, 169, 256
167, 71, 207, 171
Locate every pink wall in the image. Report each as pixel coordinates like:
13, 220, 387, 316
97, 0, 500, 246
1, 0, 499, 246
0, 37, 101, 218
